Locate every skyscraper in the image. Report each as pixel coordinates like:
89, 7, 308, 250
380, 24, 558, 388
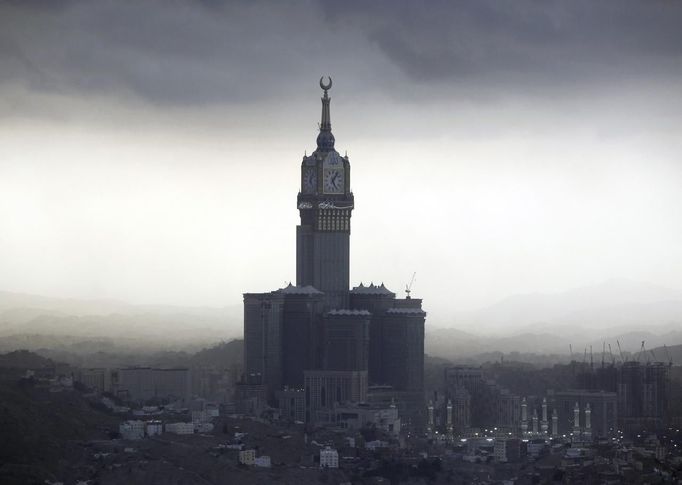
242, 78, 426, 426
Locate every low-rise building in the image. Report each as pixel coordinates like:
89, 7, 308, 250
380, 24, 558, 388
239, 449, 256, 465
320, 447, 339, 468
494, 438, 521, 463
77, 368, 111, 393
195, 422, 214, 433
365, 440, 389, 451
146, 420, 163, 436
119, 420, 145, 440
254, 455, 271, 468
333, 402, 401, 436
191, 410, 210, 423
277, 388, 306, 422
165, 422, 194, 435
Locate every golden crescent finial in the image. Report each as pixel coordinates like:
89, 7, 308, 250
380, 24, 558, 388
319, 76, 332, 91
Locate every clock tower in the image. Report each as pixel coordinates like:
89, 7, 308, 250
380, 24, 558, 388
296, 77, 354, 308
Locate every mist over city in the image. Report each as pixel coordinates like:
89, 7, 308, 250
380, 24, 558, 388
1, 1, 681, 484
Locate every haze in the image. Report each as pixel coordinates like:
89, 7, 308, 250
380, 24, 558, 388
1, 0, 682, 327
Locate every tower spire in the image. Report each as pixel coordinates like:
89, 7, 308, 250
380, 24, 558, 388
320, 76, 332, 131
316, 76, 335, 150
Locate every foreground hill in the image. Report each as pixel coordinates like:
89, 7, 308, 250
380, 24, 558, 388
0, 379, 119, 484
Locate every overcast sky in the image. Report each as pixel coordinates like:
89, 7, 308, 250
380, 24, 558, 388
1, 0, 681, 323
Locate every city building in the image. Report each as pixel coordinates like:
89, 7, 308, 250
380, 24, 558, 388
323, 310, 370, 372
165, 422, 194, 435
618, 361, 669, 432
494, 438, 521, 463
577, 360, 671, 433
328, 402, 401, 435
116, 367, 191, 403
444, 366, 520, 434
276, 388, 305, 422
547, 389, 617, 438
119, 420, 145, 440
76, 368, 110, 393
146, 421, 163, 437
234, 375, 267, 415
319, 446, 339, 468
239, 449, 256, 466
304, 369, 367, 423
254, 455, 271, 468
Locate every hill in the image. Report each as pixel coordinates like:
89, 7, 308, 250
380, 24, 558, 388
0, 290, 243, 346
0, 379, 119, 484
451, 279, 682, 336
191, 339, 243, 368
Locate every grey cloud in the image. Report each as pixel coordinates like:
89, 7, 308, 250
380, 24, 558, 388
0, 0, 680, 109
0, 0, 364, 106
322, 0, 682, 88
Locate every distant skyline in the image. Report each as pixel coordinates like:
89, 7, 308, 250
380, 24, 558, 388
1, 1, 682, 323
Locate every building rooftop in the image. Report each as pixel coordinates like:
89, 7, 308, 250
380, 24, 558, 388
276, 283, 324, 295
350, 282, 395, 296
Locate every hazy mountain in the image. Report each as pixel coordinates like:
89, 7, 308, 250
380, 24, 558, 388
0, 291, 242, 346
648, 344, 682, 366
450, 278, 682, 334
2, 281, 681, 364
427, 279, 682, 360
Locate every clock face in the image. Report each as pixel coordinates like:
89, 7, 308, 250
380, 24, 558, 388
323, 168, 344, 194
322, 151, 344, 194
302, 168, 317, 193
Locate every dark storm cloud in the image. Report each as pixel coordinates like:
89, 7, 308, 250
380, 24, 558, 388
0, 0, 680, 108
321, 0, 682, 87
0, 0, 351, 106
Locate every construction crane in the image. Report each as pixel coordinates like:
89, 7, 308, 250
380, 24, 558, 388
608, 343, 616, 366
636, 341, 647, 363
601, 342, 606, 368
617, 339, 625, 363
405, 272, 416, 299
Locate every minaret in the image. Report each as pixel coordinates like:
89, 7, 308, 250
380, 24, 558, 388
584, 402, 592, 441
532, 408, 539, 434
551, 408, 558, 437
520, 397, 528, 436
446, 399, 453, 438
427, 400, 434, 437
540, 398, 548, 435
572, 402, 581, 440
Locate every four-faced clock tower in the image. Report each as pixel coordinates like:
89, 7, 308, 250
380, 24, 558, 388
243, 78, 425, 427
296, 77, 354, 308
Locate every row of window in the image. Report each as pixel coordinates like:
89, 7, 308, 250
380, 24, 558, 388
317, 211, 350, 232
